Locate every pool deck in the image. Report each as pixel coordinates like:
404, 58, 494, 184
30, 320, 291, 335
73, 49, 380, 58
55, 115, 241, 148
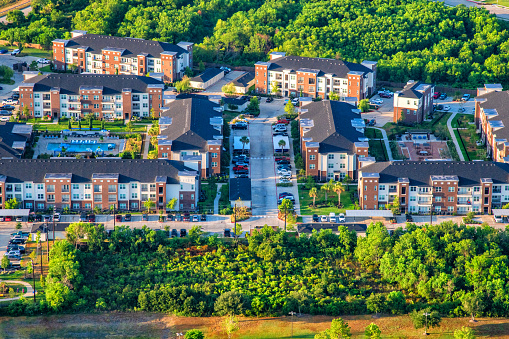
33, 136, 125, 158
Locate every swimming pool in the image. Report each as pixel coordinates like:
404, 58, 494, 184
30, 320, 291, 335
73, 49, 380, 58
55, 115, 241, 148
47, 142, 116, 153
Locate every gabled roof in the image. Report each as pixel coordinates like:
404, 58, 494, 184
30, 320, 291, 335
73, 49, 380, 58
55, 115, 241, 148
231, 72, 254, 87
190, 68, 224, 83
0, 159, 194, 184
360, 161, 509, 186
266, 56, 373, 78
0, 122, 32, 158
229, 178, 252, 201
62, 34, 188, 58
159, 98, 222, 152
478, 90, 509, 141
21, 74, 164, 95
397, 81, 432, 99
300, 101, 365, 154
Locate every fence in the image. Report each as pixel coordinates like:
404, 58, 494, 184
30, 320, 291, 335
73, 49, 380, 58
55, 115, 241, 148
376, 81, 477, 96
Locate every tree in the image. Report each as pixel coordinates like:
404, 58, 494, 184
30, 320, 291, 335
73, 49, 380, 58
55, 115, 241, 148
0, 66, 14, 82
185, 329, 205, 339
366, 293, 386, 317
270, 81, 279, 96
233, 223, 242, 239
78, 120, 82, 130
391, 196, 401, 215
166, 198, 177, 212
286, 290, 311, 315
222, 82, 236, 95
240, 136, 249, 154
184, 67, 193, 77
278, 198, 294, 231
462, 293, 482, 322
1, 256, 10, 271
315, 318, 351, 339
101, 119, 105, 130
125, 121, 134, 134
89, 117, 93, 131
342, 175, 352, 191
15, 222, 22, 230
222, 315, 239, 339
68, 119, 72, 130
5, 198, 19, 209
309, 187, 318, 207
332, 181, 345, 207
329, 92, 340, 101
364, 323, 381, 339
175, 76, 191, 93
143, 199, 155, 213
454, 327, 476, 339
148, 125, 159, 137
6, 10, 24, 25
386, 291, 406, 315
321, 180, 333, 203
358, 99, 370, 113
198, 61, 205, 72
247, 97, 259, 115
150, 108, 158, 120
278, 139, 286, 151
214, 290, 250, 316
284, 101, 296, 116
410, 308, 441, 335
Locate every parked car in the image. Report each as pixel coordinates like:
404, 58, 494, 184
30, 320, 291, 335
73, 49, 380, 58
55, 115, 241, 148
224, 229, 231, 237
439, 93, 447, 100
15, 217, 22, 222
11, 49, 20, 55
0, 105, 15, 111
277, 160, 290, 165
35, 215, 42, 222
53, 213, 60, 222
7, 244, 25, 253
166, 214, 174, 222
11, 93, 19, 100
379, 92, 391, 98
231, 122, 248, 130
87, 214, 96, 222
338, 213, 346, 223
390, 217, 397, 224
5, 254, 21, 260
405, 213, 413, 222
236, 174, 249, 178
443, 105, 451, 111
79, 212, 87, 222
494, 215, 504, 223
433, 92, 440, 99
37, 58, 50, 64
329, 213, 337, 223
115, 214, 122, 222
0, 116, 9, 122
320, 215, 328, 222
4, 216, 11, 222
277, 119, 290, 125
0, 110, 11, 116
458, 107, 466, 113
180, 229, 187, 237
436, 104, 444, 110
183, 213, 191, 221
370, 98, 383, 105
368, 119, 376, 126
200, 215, 206, 221
312, 214, 319, 222
43, 215, 51, 222
142, 214, 148, 221
4, 250, 21, 257
278, 192, 293, 199
0, 49, 7, 54
275, 156, 289, 162
273, 131, 289, 137
462, 94, 471, 101
266, 97, 273, 103
2, 99, 18, 105
232, 155, 249, 164
192, 215, 199, 222
124, 214, 131, 221
171, 229, 178, 237
9, 238, 25, 245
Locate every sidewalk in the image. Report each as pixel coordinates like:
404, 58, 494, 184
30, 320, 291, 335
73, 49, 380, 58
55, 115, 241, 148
0, 279, 34, 302
447, 112, 465, 160
373, 127, 394, 161
214, 183, 225, 214
142, 124, 152, 159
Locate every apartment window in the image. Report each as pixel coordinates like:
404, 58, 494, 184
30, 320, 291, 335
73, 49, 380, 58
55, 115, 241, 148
474, 187, 480, 192
94, 104, 99, 109
85, 194, 91, 199
37, 194, 44, 199
309, 164, 315, 169
94, 194, 102, 202
410, 196, 416, 201
72, 184, 79, 190
93, 95, 99, 101
328, 154, 334, 160
435, 187, 442, 192
62, 185, 69, 193
120, 194, 126, 200
131, 183, 138, 189
211, 153, 218, 158
73, 203, 80, 209
132, 193, 138, 199
37, 184, 43, 190
328, 163, 334, 169
448, 206, 454, 212
473, 196, 480, 202
25, 193, 32, 199
62, 195, 70, 202
435, 196, 442, 202
143, 94, 148, 100
119, 184, 126, 190
85, 203, 92, 209
448, 196, 454, 202
72, 194, 79, 200
84, 184, 91, 190
162, 153, 168, 158
108, 195, 116, 202
485, 187, 490, 194
309, 155, 316, 160
94, 185, 101, 192
448, 187, 455, 192
180, 194, 184, 199
116, 95, 122, 100
379, 185, 385, 190
83, 104, 89, 108
25, 183, 32, 189
46, 185, 55, 193
141, 184, 148, 191
108, 185, 116, 193
212, 162, 218, 167
37, 203, 44, 209
114, 56, 118, 61
340, 164, 345, 169
83, 95, 88, 100
47, 194, 55, 202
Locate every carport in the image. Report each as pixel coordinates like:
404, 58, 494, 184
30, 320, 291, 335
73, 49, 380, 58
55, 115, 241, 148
492, 209, 509, 223
0, 209, 30, 219
345, 210, 393, 222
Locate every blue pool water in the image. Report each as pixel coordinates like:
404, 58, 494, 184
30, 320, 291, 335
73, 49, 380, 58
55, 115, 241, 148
47, 142, 116, 153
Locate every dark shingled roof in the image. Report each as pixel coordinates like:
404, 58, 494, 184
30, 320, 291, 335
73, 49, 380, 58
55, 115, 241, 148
477, 90, 509, 141
300, 101, 365, 154
229, 178, 252, 201
266, 56, 373, 77
0, 159, 194, 184
397, 81, 429, 99
22, 74, 164, 95
190, 68, 224, 83
0, 122, 31, 158
231, 72, 254, 87
159, 98, 222, 152
64, 34, 188, 58
360, 161, 509, 186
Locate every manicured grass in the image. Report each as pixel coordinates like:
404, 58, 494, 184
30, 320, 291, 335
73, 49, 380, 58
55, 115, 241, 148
39, 65, 51, 72
451, 114, 474, 128
368, 139, 388, 161
0, 78, 14, 85
27, 119, 146, 132
364, 127, 383, 139
457, 128, 486, 161
383, 112, 452, 140
454, 129, 469, 160
223, 110, 240, 123
298, 184, 355, 215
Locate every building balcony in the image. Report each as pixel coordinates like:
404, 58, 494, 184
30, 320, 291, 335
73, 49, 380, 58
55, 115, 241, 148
389, 188, 397, 193
457, 200, 472, 205
417, 200, 431, 205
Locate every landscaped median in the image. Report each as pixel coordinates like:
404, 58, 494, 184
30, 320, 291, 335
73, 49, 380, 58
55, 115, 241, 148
298, 181, 356, 215
25, 118, 149, 133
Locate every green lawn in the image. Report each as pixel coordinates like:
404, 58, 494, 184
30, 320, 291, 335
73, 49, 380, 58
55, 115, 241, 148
383, 112, 452, 140
454, 129, 468, 160
0, 45, 53, 59
368, 139, 388, 161
27, 119, 146, 133
365, 127, 383, 139
451, 114, 474, 128
223, 110, 240, 123
298, 184, 355, 215
457, 128, 486, 161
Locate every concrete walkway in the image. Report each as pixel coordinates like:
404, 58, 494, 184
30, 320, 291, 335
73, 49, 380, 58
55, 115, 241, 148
214, 183, 225, 214
372, 127, 394, 161
142, 124, 152, 159
0, 279, 34, 302
447, 112, 465, 161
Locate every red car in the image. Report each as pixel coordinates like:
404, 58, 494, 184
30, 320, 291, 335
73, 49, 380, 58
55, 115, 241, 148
433, 92, 440, 99
275, 156, 289, 162
233, 165, 248, 171
277, 119, 289, 125
379, 93, 391, 98
5, 217, 12, 222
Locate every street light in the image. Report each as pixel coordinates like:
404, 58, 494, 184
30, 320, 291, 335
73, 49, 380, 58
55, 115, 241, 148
289, 311, 296, 338
30, 259, 36, 302
423, 312, 431, 335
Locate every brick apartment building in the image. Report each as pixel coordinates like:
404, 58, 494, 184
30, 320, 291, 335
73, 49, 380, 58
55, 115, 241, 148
0, 158, 199, 212
255, 52, 377, 101
52, 30, 193, 83
300, 100, 374, 181
157, 97, 223, 178
393, 80, 434, 124
19, 73, 165, 119
474, 84, 509, 162
358, 161, 509, 214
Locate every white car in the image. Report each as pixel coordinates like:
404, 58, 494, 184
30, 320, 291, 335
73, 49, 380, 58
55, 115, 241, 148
370, 99, 383, 105
2, 99, 18, 105
0, 116, 9, 122
277, 169, 291, 175
443, 105, 451, 111
320, 215, 328, 222
11, 49, 20, 55
54, 212, 61, 221
338, 213, 346, 223
279, 178, 291, 184
37, 58, 50, 64
4, 250, 20, 257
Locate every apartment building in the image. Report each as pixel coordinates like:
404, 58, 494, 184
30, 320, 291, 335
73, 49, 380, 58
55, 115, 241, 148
358, 161, 509, 214
474, 84, 508, 162
0, 158, 199, 211
52, 30, 193, 83
300, 100, 374, 181
19, 73, 165, 119
0, 122, 33, 158
255, 52, 377, 101
393, 80, 434, 124
157, 97, 223, 178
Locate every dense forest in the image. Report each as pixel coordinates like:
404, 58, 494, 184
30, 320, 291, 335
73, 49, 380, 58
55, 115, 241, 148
1, 0, 509, 88
5, 221, 509, 319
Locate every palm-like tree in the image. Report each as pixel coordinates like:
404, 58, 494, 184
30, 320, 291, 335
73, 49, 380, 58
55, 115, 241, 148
278, 139, 286, 152
332, 181, 345, 207
240, 136, 250, 154
309, 187, 317, 207
321, 181, 332, 203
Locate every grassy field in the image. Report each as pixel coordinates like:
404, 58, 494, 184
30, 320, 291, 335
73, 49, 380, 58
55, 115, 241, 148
365, 128, 383, 139
26, 119, 147, 132
1, 313, 509, 338
450, 114, 474, 128
368, 139, 388, 161
298, 184, 355, 215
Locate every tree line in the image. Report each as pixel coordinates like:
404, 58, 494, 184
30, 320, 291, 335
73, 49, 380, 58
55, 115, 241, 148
1, 0, 509, 88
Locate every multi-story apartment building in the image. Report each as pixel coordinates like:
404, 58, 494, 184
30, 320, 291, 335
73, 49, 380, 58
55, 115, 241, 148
0, 122, 33, 159
0, 158, 199, 212
52, 30, 193, 83
474, 84, 508, 162
393, 80, 434, 124
300, 100, 374, 181
255, 52, 377, 101
157, 97, 223, 178
358, 161, 509, 214
19, 73, 165, 119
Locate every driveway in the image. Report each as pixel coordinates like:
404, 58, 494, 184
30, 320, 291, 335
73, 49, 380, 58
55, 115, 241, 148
0, 53, 38, 102
201, 71, 245, 94
362, 94, 394, 126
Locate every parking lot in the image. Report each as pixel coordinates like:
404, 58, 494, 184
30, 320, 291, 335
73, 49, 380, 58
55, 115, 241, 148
202, 70, 245, 94
0, 53, 38, 102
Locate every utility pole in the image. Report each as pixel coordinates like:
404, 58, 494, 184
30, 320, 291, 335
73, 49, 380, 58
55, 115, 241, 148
40, 241, 43, 277
52, 209, 55, 245
234, 203, 237, 240
46, 223, 49, 262
423, 312, 430, 335
284, 206, 287, 231
113, 204, 116, 229
30, 259, 36, 302
289, 311, 296, 338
